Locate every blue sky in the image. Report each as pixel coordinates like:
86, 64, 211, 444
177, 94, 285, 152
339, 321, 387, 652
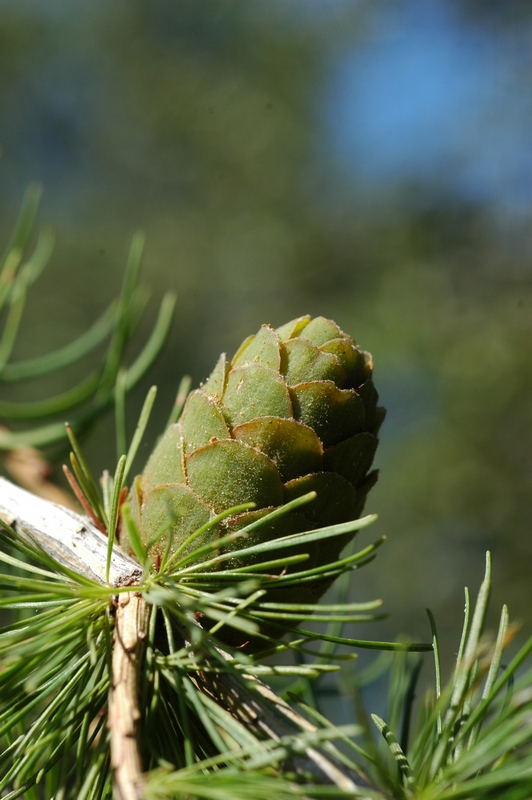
326, 1, 532, 208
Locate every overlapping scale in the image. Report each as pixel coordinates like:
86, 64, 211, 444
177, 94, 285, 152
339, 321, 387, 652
125, 315, 385, 635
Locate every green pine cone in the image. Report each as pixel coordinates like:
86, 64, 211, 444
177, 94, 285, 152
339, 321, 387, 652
126, 315, 385, 618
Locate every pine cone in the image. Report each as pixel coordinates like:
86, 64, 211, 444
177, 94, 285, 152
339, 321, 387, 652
126, 316, 385, 604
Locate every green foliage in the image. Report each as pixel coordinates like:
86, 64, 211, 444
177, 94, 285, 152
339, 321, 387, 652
0, 457, 408, 798
1, 496, 531, 799
0, 522, 112, 799
0, 186, 175, 453
363, 555, 532, 799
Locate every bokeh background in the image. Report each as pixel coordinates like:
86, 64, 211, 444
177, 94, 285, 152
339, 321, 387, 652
1, 0, 531, 679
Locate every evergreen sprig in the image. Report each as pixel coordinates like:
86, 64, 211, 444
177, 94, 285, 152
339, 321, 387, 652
354, 554, 532, 800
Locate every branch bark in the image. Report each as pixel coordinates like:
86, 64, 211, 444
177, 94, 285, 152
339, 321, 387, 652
109, 591, 151, 800
0, 476, 141, 584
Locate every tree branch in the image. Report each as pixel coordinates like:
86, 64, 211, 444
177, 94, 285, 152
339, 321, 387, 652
110, 591, 151, 800
0, 476, 141, 584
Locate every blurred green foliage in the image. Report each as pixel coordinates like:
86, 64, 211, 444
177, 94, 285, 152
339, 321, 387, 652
0, 0, 531, 666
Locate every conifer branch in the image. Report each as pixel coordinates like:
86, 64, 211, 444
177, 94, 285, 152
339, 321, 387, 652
0, 476, 368, 794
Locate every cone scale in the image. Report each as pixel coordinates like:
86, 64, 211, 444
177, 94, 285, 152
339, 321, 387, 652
125, 316, 385, 613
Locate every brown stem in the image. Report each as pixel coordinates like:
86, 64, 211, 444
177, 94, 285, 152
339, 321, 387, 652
109, 591, 151, 800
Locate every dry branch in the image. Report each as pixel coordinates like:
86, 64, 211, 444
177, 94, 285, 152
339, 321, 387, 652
0, 476, 141, 584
